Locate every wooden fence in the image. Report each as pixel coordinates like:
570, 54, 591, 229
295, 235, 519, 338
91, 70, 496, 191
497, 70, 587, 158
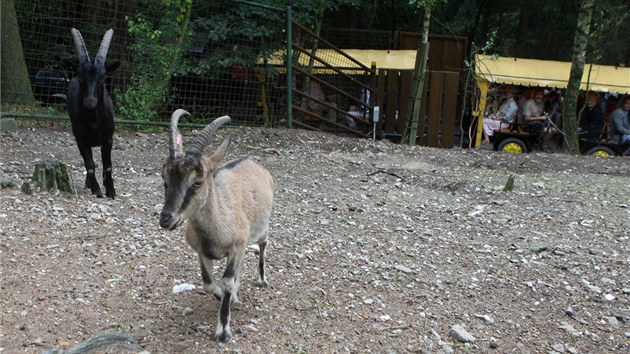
375, 69, 460, 148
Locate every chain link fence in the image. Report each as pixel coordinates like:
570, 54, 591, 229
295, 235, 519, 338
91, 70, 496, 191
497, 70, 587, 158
10, 0, 290, 128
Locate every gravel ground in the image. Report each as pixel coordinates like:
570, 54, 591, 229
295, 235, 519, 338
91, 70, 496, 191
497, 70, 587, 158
1, 125, 629, 353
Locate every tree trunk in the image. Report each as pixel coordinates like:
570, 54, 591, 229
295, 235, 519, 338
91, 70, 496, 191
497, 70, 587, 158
159, 3, 192, 103
1, 0, 36, 105
402, 6, 431, 146
563, 0, 594, 154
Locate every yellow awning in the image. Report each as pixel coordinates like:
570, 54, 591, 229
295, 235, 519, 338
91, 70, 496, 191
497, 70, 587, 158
475, 54, 630, 94
262, 49, 418, 73
333, 49, 418, 70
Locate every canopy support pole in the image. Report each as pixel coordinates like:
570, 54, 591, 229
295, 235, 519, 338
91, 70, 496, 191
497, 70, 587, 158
473, 79, 489, 149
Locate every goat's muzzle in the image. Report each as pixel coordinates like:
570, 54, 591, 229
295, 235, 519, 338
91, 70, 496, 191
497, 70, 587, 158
83, 97, 98, 110
159, 211, 179, 230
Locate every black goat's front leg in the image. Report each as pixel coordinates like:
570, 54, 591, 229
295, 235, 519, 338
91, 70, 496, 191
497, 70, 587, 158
101, 140, 115, 199
77, 143, 102, 198
214, 250, 244, 342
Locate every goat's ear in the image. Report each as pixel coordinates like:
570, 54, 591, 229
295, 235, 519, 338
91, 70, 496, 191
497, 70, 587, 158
210, 135, 231, 166
105, 61, 120, 73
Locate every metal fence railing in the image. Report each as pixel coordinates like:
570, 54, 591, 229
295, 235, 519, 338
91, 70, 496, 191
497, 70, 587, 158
10, 0, 290, 128
291, 22, 376, 138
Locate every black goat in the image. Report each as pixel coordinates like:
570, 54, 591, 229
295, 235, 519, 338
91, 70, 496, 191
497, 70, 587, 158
67, 28, 118, 199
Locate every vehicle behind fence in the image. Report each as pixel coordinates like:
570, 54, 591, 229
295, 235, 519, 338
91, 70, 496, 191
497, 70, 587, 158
13, 0, 289, 127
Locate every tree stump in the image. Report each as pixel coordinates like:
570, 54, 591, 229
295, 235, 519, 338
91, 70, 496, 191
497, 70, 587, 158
32, 160, 76, 196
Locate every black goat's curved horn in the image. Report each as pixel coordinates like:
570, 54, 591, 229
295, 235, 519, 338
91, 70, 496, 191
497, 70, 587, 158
169, 109, 190, 159
95, 29, 114, 65
71, 28, 90, 64
186, 116, 231, 157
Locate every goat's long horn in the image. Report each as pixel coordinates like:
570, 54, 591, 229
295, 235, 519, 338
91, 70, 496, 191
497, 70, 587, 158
95, 29, 114, 65
169, 109, 190, 158
186, 116, 231, 157
71, 28, 90, 64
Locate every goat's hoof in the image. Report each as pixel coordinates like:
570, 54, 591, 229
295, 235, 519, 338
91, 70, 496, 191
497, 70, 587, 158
214, 328, 232, 342
90, 186, 103, 198
255, 279, 268, 288
106, 189, 116, 199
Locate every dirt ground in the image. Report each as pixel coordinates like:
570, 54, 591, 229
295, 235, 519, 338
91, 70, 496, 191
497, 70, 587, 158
1, 124, 629, 353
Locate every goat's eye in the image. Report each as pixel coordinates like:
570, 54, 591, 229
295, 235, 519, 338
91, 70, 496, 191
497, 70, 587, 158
193, 181, 203, 188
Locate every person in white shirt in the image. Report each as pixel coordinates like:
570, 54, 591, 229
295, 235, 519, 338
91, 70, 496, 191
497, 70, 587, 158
482, 85, 519, 144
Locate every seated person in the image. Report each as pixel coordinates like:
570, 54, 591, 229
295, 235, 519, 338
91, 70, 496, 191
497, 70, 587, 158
305, 80, 338, 125
482, 85, 518, 143
485, 93, 498, 116
523, 88, 561, 150
577, 91, 604, 141
522, 88, 548, 136
345, 89, 372, 129
609, 95, 630, 145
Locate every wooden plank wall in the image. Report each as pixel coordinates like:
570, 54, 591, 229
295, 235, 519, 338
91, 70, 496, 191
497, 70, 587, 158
377, 69, 460, 148
398, 33, 468, 72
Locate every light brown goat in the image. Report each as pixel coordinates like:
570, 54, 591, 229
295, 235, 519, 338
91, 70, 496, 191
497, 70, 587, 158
159, 109, 274, 341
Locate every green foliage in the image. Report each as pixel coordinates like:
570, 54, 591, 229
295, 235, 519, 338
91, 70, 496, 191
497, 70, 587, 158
115, 0, 191, 121
588, 1, 630, 64
175, 1, 288, 79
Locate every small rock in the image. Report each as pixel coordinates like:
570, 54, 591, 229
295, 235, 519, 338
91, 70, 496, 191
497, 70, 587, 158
363, 299, 374, 304
243, 324, 259, 332
622, 288, 630, 295
565, 307, 574, 316
531, 182, 545, 189
558, 321, 581, 337
182, 307, 193, 316
394, 264, 413, 273
605, 317, 619, 325
604, 294, 615, 301
439, 341, 454, 354
474, 314, 494, 323
449, 324, 476, 343
0, 179, 15, 188
585, 283, 601, 293
552, 344, 565, 352
379, 315, 391, 322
